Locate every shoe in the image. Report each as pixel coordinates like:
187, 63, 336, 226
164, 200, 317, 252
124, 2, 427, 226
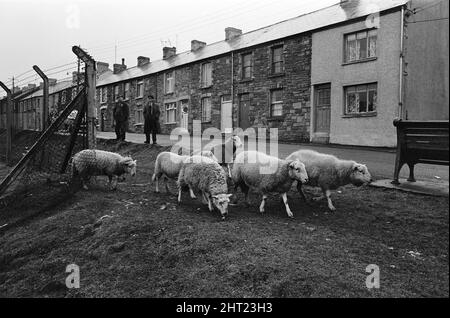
144, 141, 150, 144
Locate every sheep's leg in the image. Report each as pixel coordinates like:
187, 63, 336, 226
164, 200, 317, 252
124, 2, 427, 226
227, 164, 232, 178
207, 195, 214, 212
81, 173, 89, 190
108, 175, 113, 189
164, 177, 170, 193
281, 193, 294, 218
177, 188, 182, 203
154, 175, 160, 193
201, 191, 209, 205
324, 189, 336, 211
112, 175, 118, 190
259, 194, 268, 214
189, 187, 197, 199
297, 182, 309, 203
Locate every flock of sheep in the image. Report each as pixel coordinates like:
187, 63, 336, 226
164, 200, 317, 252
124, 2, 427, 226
71, 135, 372, 220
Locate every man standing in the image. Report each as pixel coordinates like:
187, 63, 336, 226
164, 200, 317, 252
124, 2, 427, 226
143, 95, 160, 145
113, 96, 129, 141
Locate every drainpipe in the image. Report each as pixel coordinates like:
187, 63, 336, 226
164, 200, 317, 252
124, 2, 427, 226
398, 5, 405, 119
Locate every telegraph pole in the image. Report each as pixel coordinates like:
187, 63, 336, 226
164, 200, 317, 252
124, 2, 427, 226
33, 65, 49, 131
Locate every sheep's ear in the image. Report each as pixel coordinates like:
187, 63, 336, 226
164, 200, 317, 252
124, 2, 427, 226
226, 194, 232, 198
288, 161, 296, 169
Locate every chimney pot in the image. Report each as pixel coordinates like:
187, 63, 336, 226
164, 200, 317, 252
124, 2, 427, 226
191, 40, 206, 51
137, 56, 150, 67
113, 62, 127, 74
97, 61, 110, 74
163, 47, 177, 59
225, 27, 242, 41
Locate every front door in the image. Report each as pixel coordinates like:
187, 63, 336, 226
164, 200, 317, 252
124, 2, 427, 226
180, 100, 189, 131
239, 93, 250, 130
313, 84, 331, 143
221, 95, 233, 132
100, 108, 106, 131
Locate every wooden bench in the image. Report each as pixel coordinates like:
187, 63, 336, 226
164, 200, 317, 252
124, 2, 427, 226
392, 119, 449, 184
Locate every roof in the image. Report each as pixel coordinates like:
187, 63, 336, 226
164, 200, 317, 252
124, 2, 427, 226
21, 80, 75, 100
97, 0, 408, 87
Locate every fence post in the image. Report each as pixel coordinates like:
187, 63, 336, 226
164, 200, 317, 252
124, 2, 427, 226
72, 46, 97, 149
32, 65, 49, 131
0, 81, 12, 164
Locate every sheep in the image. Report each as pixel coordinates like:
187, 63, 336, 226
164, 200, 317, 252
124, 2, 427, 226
207, 135, 243, 178
152, 151, 218, 193
231, 151, 308, 218
177, 155, 232, 220
286, 149, 372, 211
71, 149, 137, 190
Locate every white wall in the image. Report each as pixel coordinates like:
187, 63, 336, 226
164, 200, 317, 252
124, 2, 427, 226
311, 10, 402, 147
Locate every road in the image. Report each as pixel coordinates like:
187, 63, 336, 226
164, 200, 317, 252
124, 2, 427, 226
97, 131, 449, 182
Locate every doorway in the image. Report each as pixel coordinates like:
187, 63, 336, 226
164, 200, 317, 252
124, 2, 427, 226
313, 84, 331, 143
221, 95, 233, 132
239, 93, 250, 130
180, 100, 189, 131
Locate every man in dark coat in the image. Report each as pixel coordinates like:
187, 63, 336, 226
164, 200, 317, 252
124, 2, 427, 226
143, 95, 160, 145
113, 97, 129, 141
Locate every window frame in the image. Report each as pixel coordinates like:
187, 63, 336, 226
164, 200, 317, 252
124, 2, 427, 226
201, 96, 212, 123
343, 29, 378, 64
100, 87, 107, 104
124, 82, 130, 100
134, 108, 144, 125
270, 89, 284, 117
136, 80, 144, 99
114, 84, 120, 102
201, 62, 213, 88
164, 71, 175, 94
165, 102, 177, 124
343, 83, 378, 117
271, 45, 285, 75
241, 52, 253, 80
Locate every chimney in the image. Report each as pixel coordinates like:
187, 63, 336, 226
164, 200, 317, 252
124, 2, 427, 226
137, 56, 150, 67
225, 27, 242, 41
191, 40, 206, 52
97, 61, 110, 74
113, 59, 127, 74
48, 78, 57, 86
27, 83, 36, 90
163, 47, 177, 59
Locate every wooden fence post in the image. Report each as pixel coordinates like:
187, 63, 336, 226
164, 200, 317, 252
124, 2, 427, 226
0, 81, 12, 164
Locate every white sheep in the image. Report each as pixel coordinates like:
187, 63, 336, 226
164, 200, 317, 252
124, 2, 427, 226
177, 155, 232, 220
286, 149, 372, 211
152, 151, 218, 193
231, 151, 308, 218
207, 135, 243, 178
71, 149, 137, 190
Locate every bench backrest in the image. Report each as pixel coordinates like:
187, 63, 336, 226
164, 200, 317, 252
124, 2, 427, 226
394, 119, 449, 165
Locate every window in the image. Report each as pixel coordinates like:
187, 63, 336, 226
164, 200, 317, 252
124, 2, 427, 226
136, 81, 144, 99
201, 62, 212, 87
165, 71, 175, 94
100, 87, 107, 104
345, 83, 377, 115
135, 109, 144, 125
61, 91, 67, 104
271, 45, 284, 74
114, 85, 120, 101
201, 97, 212, 122
345, 29, 377, 63
270, 89, 283, 117
124, 82, 130, 100
165, 102, 177, 124
242, 53, 253, 79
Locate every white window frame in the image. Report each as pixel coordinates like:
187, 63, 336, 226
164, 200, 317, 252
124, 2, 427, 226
165, 102, 177, 124
271, 45, 284, 74
344, 83, 378, 115
100, 87, 107, 104
124, 82, 130, 100
201, 62, 212, 88
201, 97, 212, 123
270, 89, 283, 117
135, 108, 144, 125
344, 29, 377, 63
164, 71, 175, 94
242, 53, 253, 79
114, 85, 120, 101
136, 81, 144, 99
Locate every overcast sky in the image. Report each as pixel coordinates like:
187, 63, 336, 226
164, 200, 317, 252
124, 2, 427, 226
0, 0, 338, 95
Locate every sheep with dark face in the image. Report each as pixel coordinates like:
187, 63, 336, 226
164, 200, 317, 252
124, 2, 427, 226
177, 155, 232, 220
232, 151, 308, 218
72, 149, 137, 190
286, 149, 372, 211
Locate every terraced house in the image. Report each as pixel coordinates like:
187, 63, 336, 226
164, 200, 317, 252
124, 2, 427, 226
93, 0, 448, 146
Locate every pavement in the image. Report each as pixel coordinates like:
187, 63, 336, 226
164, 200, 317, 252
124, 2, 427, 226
97, 131, 449, 196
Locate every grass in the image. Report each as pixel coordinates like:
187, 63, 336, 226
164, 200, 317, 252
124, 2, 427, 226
0, 139, 448, 297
